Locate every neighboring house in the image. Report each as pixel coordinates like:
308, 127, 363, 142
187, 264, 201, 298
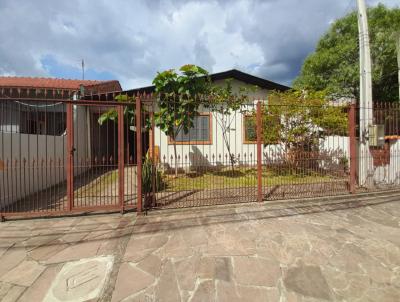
0, 77, 122, 205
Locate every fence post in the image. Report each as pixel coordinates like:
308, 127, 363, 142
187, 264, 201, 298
136, 96, 143, 213
150, 111, 156, 207
256, 101, 263, 202
348, 103, 357, 194
118, 105, 125, 214
66, 103, 74, 211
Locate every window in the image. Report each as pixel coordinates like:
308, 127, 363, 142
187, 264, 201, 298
170, 114, 212, 144
243, 115, 257, 143
20, 110, 66, 136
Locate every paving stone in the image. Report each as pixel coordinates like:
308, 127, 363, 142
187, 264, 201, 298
24, 234, 60, 251
190, 279, 215, 302
216, 281, 268, 302
45, 240, 103, 264
59, 231, 90, 244
158, 233, 194, 258
28, 240, 69, 261
124, 234, 168, 262
44, 255, 114, 302
233, 256, 281, 287
284, 264, 332, 301
1, 285, 25, 302
18, 264, 63, 302
0, 260, 46, 287
154, 260, 181, 302
111, 263, 155, 302
137, 254, 162, 277
173, 254, 200, 291
0, 248, 27, 276
198, 257, 232, 281
0, 282, 13, 300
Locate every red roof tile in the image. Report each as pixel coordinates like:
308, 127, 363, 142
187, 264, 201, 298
0, 76, 115, 90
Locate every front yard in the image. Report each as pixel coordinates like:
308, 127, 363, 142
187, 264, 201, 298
162, 167, 337, 191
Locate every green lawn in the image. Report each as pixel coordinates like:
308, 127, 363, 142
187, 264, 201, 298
75, 169, 118, 196
163, 167, 334, 191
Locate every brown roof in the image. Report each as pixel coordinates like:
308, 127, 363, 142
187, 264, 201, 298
0, 76, 116, 90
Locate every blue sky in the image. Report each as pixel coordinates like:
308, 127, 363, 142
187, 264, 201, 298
0, 0, 398, 90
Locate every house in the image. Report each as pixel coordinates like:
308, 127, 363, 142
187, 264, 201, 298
123, 69, 291, 170
0, 77, 122, 206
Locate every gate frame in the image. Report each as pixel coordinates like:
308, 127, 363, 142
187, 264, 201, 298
0, 97, 142, 219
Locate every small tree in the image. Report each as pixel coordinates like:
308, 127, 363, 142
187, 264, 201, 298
153, 65, 209, 176
262, 90, 348, 173
207, 80, 252, 171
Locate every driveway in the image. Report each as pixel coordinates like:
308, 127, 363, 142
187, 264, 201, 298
0, 191, 399, 301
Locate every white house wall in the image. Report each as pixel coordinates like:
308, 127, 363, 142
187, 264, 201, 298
374, 139, 400, 185
0, 105, 89, 207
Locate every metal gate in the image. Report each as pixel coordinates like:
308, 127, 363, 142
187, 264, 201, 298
0, 90, 143, 219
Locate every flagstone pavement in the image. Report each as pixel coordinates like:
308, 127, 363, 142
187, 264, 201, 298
0, 191, 399, 301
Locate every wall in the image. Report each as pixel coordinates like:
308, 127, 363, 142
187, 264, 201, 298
373, 139, 400, 185
0, 104, 89, 208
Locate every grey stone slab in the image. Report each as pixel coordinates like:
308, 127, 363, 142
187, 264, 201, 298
137, 254, 162, 278
44, 255, 114, 302
216, 281, 270, 302
173, 254, 200, 292
233, 256, 281, 287
1, 285, 25, 302
283, 264, 333, 301
18, 264, 63, 302
190, 280, 215, 302
0, 260, 46, 287
154, 261, 181, 302
45, 240, 103, 264
111, 262, 155, 302
28, 240, 69, 262
0, 248, 27, 276
198, 257, 232, 282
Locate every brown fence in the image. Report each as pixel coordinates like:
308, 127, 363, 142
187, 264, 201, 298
1, 90, 400, 218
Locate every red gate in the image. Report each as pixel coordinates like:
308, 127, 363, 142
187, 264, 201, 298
0, 90, 144, 219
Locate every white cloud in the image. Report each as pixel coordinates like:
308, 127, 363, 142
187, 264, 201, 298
0, 0, 397, 89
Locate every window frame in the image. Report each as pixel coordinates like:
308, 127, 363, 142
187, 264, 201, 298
243, 113, 257, 144
168, 112, 213, 145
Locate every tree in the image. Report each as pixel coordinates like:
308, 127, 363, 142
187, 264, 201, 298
262, 90, 348, 172
294, 4, 400, 101
98, 94, 135, 126
153, 65, 209, 176
207, 80, 252, 172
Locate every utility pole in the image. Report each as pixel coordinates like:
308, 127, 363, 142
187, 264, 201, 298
396, 33, 400, 101
356, 0, 374, 187
82, 59, 85, 80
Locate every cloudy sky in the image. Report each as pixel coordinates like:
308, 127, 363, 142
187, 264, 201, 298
0, 0, 398, 89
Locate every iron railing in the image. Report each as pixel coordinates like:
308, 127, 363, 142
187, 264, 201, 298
1, 89, 400, 218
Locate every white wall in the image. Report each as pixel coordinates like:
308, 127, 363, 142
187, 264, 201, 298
373, 140, 400, 185
0, 105, 89, 207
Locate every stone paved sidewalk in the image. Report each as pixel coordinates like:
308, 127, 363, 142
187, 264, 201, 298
0, 191, 399, 301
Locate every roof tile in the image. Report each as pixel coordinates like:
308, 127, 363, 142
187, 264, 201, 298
0, 76, 113, 90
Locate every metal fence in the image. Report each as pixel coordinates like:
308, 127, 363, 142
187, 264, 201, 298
1, 89, 400, 218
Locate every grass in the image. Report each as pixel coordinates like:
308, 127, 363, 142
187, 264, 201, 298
163, 167, 335, 191
75, 169, 118, 196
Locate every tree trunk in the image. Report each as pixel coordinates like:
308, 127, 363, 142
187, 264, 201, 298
222, 131, 235, 173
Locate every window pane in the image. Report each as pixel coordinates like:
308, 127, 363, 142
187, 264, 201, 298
244, 115, 256, 142
174, 115, 210, 142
